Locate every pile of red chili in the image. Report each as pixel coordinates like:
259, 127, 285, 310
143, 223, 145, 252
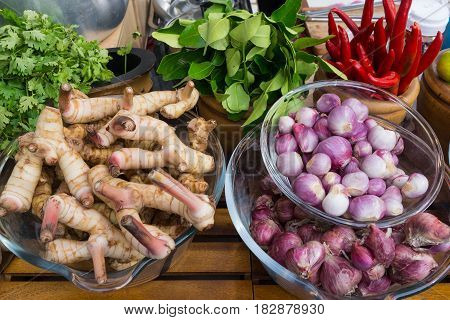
326, 0, 444, 95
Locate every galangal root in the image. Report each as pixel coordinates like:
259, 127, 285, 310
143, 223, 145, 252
60, 81, 199, 124
88, 165, 214, 258
0, 81, 217, 284
41, 193, 142, 283
106, 111, 214, 174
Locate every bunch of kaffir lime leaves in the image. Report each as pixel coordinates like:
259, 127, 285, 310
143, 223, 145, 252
0, 9, 113, 149
155, 0, 345, 126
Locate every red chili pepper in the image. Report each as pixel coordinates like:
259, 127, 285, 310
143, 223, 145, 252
382, 0, 397, 37
350, 23, 375, 53
326, 40, 341, 61
338, 26, 351, 63
398, 26, 422, 95
394, 23, 421, 76
356, 43, 375, 75
377, 49, 395, 76
331, 8, 360, 36
390, 0, 413, 68
350, 59, 370, 83
361, 0, 374, 29
367, 71, 400, 88
328, 11, 340, 46
415, 32, 444, 76
373, 18, 387, 69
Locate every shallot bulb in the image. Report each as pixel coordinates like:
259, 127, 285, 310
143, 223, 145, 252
252, 207, 275, 222
327, 105, 357, 137
429, 242, 450, 253
292, 174, 325, 206
342, 171, 369, 196
349, 195, 386, 222
392, 137, 404, 155
285, 219, 307, 233
391, 174, 409, 189
285, 241, 326, 278
367, 178, 386, 196
293, 123, 319, 153
342, 98, 369, 122
314, 136, 352, 169
348, 122, 368, 144
353, 140, 372, 158
361, 153, 387, 179
261, 176, 280, 195
277, 152, 303, 177
358, 276, 391, 296
365, 224, 395, 267
316, 93, 340, 113
381, 186, 402, 202
401, 173, 429, 199
274, 197, 295, 224
390, 244, 438, 284
322, 184, 349, 217
373, 150, 397, 179
365, 118, 378, 130
297, 224, 323, 243
293, 206, 308, 219
404, 212, 450, 247
295, 107, 319, 127
278, 116, 295, 134
351, 242, 375, 271
268, 232, 303, 266
363, 263, 386, 282
250, 219, 282, 247
320, 253, 362, 296
253, 194, 273, 210
343, 157, 361, 175
384, 198, 404, 217
321, 226, 356, 255
313, 115, 331, 141
276, 133, 298, 154
321, 172, 341, 192
391, 154, 399, 166
368, 125, 397, 151
306, 153, 331, 176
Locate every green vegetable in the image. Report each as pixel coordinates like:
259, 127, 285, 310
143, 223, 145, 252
156, 0, 341, 126
0, 9, 113, 149
117, 31, 142, 74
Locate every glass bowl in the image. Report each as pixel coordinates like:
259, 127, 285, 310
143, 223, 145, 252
260, 80, 445, 228
225, 125, 450, 299
0, 111, 225, 292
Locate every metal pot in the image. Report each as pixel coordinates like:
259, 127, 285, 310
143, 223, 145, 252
0, 0, 129, 41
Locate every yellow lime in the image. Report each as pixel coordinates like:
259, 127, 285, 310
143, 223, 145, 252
437, 51, 450, 83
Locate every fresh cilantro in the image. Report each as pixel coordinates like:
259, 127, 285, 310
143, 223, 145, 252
0, 9, 113, 149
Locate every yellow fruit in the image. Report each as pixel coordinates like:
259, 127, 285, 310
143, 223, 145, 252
437, 51, 450, 83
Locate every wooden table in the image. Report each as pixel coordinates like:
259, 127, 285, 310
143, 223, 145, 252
0, 208, 448, 300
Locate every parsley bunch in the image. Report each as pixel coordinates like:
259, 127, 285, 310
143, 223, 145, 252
0, 9, 113, 149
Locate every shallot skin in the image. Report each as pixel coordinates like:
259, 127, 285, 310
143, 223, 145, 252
320, 254, 362, 296
365, 224, 395, 267
404, 212, 450, 247
390, 244, 438, 285
268, 232, 303, 266
250, 219, 282, 247
285, 241, 325, 278
321, 226, 356, 255
349, 195, 386, 222
358, 276, 391, 296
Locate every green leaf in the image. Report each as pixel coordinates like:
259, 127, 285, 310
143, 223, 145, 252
242, 93, 268, 126
179, 19, 206, 48
209, 0, 234, 11
211, 51, 225, 66
225, 48, 241, 77
188, 61, 215, 80
117, 43, 132, 56
152, 32, 181, 48
317, 57, 347, 80
261, 70, 285, 92
246, 46, 266, 61
226, 10, 253, 20
297, 60, 318, 80
198, 14, 230, 49
250, 25, 271, 48
157, 49, 204, 81
223, 83, 250, 113
253, 55, 274, 74
209, 37, 229, 51
293, 35, 334, 50
271, 0, 302, 27
292, 26, 305, 34
19, 96, 38, 112
229, 13, 262, 44
204, 4, 227, 18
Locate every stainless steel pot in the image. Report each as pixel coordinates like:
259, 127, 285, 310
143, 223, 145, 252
0, 0, 129, 41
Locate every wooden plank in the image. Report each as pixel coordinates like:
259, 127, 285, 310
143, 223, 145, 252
254, 284, 450, 300
3, 242, 251, 276
0, 280, 253, 300
202, 208, 237, 237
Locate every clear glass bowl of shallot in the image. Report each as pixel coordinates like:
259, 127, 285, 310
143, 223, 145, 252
225, 125, 449, 299
260, 80, 445, 229
0, 111, 226, 292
